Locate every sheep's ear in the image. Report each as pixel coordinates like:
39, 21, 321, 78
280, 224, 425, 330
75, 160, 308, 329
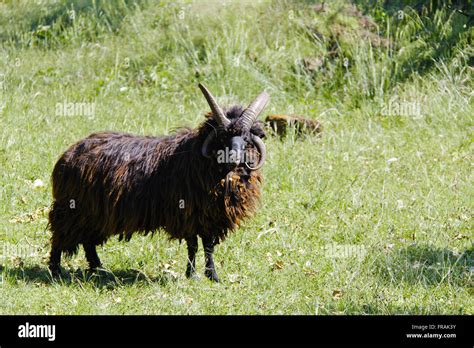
250, 121, 266, 138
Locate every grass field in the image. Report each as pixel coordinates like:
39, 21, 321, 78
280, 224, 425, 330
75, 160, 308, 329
0, 0, 472, 314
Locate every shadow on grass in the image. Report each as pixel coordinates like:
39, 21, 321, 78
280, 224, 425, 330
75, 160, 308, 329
374, 243, 473, 287
0, 265, 177, 289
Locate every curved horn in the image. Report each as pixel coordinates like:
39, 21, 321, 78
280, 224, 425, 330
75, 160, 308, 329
239, 91, 270, 131
198, 83, 230, 129
201, 131, 216, 158
245, 134, 266, 170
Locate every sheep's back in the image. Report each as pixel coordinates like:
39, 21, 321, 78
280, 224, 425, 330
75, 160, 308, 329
51, 131, 194, 239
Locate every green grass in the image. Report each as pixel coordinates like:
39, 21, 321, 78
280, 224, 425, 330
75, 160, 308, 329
0, 0, 472, 314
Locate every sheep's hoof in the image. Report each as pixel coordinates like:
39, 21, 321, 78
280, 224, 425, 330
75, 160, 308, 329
86, 266, 104, 274
205, 270, 219, 283
49, 265, 62, 278
185, 267, 197, 280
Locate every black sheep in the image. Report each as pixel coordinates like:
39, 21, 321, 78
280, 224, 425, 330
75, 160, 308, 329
48, 84, 269, 282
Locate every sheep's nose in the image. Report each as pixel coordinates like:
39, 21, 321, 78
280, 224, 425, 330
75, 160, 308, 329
229, 136, 246, 165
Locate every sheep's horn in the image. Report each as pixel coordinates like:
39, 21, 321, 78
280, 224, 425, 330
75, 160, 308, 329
198, 83, 230, 129
245, 134, 266, 170
239, 91, 270, 131
201, 131, 215, 158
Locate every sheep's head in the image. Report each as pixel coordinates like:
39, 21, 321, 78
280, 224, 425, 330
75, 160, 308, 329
199, 83, 269, 171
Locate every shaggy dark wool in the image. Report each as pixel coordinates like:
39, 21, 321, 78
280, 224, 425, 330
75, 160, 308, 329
48, 106, 265, 281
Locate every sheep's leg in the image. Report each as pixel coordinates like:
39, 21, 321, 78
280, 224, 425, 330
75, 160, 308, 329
185, 235, 198, 279
202, 236, 219, 282
83, 243, 102, 272
48, 246, 62, 277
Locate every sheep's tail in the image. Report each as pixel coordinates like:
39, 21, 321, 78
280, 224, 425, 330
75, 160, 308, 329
48, 200, 81, 257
